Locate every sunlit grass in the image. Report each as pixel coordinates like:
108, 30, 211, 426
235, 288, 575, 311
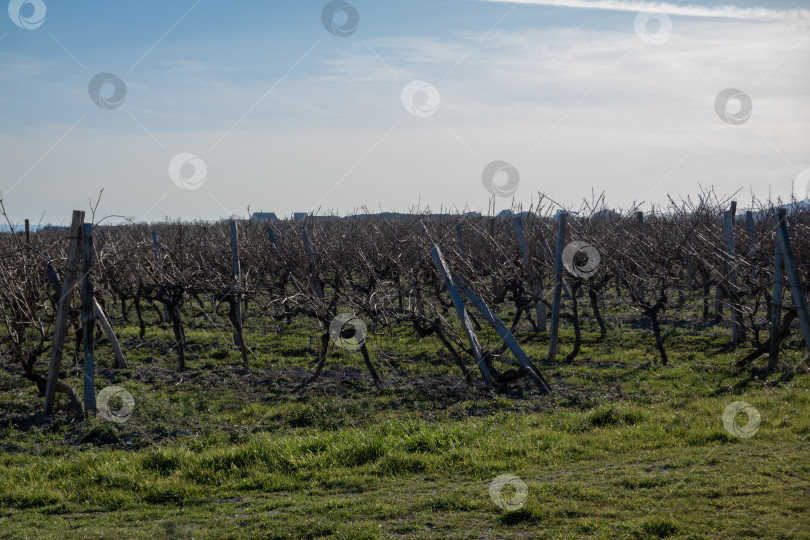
0, 304, 808, 538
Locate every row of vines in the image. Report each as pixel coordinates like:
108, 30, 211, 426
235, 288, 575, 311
1, 192, 808, 419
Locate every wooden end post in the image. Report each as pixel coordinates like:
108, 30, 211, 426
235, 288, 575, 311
44, 210, 84, 415
548, 213, 567, 362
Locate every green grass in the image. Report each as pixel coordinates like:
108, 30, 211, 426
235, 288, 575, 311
0, 306, 809, 538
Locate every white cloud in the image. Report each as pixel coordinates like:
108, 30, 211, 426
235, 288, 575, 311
479, 0, 810, 22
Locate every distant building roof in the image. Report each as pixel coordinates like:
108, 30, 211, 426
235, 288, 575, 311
251, 212, 278, 221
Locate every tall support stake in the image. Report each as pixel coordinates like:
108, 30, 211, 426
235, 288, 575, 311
44, 210, 84, 414
769, 221, 784, 370
773, 208, 810, 353
229, 220, 243, 346
488, 218, 502, 298
746, 210, 756, 279
81, 223, 96, 414
430, 244, 493, 386
514, 216, 546, 331
715, 284, 725, 319
549, 213, 567, 362
43, 248, 127, 370
151, 231, 171, 322
635, 211, 646, 300
151, 231, 161, 267
229, 221, 249, 368
723, 204, 743, 343
455, 223, 468, 261
300, 227, 324, 300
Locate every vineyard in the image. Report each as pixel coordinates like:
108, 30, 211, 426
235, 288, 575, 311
1, 193, 809, 538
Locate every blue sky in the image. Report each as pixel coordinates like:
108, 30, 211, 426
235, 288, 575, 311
1, 0, 809, 224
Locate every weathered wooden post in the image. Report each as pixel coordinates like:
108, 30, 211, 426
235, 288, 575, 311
81, 223, 96, 413
745, 210, 756, 278
714, 285, 725, 319
455, 223, 468, 261
229, 221, 242, 341
430, 244, 493, 386
44, 210, 84, 415
773, 208, 810, 353
635, 211, 649, 301
514, 216, 546, 332
229, 221, 249, 368
151, 231, 160, 266
548, 212, 567, 362
488, 218, 502, 298
712, 208, 724, 319
151, 231, 171, 322
769, 211, 785, 370
42, 244, 127, 370
24, 219, 30, 244
723, 202, 744, 343
300, 227, 324, 300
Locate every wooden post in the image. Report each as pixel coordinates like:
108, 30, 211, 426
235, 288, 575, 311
454, 273, 551, 393
44, 210, 84, 414
43, 241, 127, 370
151, 231, 171, 322
715, 284, 725, 319
514, 216, 546, 331
455, 223, 467, 261
635, 211, 647, 300
229, 220, 243, 346
773, 209, 810, 352
549, 213, 567, 362
151, 231, 161, 266
229, 221, 249, 368
488, 218, 501, 298
769, 213, 784, 370
746, 211, 756, 279
300, 227, 324, 300
723, 205, 743, 343
711, 208, 723, 319
81, 223, 96, 414
430, 244, 493, 386
24, 219, 30, 244
538, 223, 569, 296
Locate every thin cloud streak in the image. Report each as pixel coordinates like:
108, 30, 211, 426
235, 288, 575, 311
480, 0, 810, 21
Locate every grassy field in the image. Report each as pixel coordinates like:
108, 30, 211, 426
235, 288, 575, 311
1, 308, 809, 539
